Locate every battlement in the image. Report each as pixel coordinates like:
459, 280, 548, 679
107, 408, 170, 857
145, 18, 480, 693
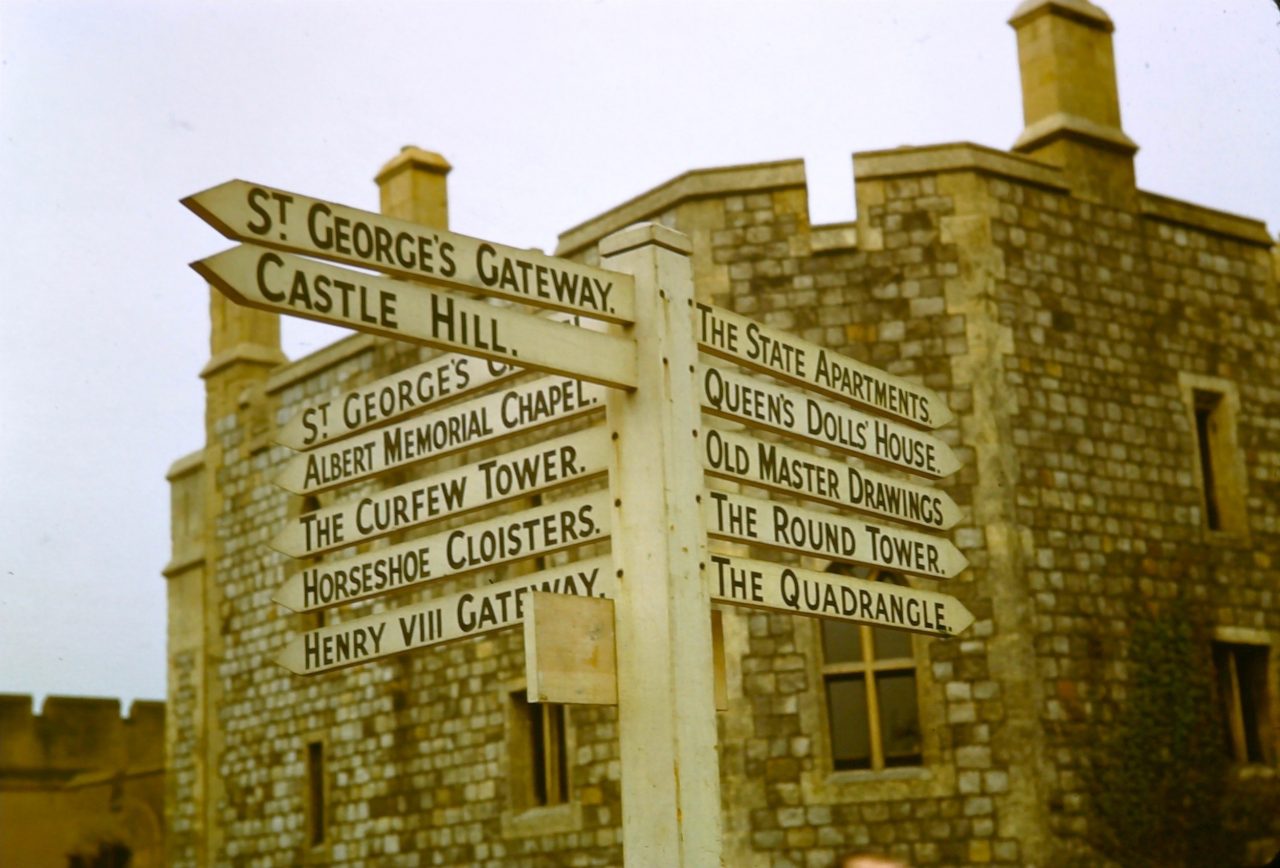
556, 158, 809, 258
0, 694, 164, 776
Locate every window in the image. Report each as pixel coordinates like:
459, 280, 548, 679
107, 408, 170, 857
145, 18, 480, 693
510, 690, 568, 807
821, 573, 922, 771
1193, 390, 1225, 530
1213, 642, 1274, 764
306, 741, 326, 846
1179, 375, 1246, 535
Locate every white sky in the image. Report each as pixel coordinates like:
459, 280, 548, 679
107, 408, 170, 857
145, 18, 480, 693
1, 1, 1276, 708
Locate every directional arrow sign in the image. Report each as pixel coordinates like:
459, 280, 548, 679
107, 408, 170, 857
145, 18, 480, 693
694, 303, 952, 429
699, 363, 960, 479
704, 489, 968, 580
273, 426, 610, 559
707, 554, 972, 638
274, 489, 611, 612
275, 375, 606, 495
276, 556, 616, 675
702, 427, 962, 531
183, 180, 635, 323
191, 245, 637, 390
277, 309, 602, 451
278, 352, 522, 451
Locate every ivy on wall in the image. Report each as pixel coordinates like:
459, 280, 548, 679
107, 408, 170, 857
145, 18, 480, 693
1085, 600, 1242, 867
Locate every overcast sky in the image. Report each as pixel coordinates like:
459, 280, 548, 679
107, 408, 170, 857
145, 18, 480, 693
1, 1, 1277, 709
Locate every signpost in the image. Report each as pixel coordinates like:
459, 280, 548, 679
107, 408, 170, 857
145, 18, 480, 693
695, 302, 953, 429
599, 223, 721, 865
192, 244, 637, 389
702, 425, 962, 531
699, 362, 961, 477
187, 173, 975, 868
709, 554, 971, 637
276, 556, 615, 675
272, 490, 611, 611
274, 376, 606, 495
183, 180, 636, 323
278, 352, 522, 450
705, 489, 968, 580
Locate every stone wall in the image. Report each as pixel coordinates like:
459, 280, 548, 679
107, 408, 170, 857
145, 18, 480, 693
547, 137, 1280, 865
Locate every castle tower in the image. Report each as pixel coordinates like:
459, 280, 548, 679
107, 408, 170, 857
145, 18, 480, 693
375, 146, 452, 227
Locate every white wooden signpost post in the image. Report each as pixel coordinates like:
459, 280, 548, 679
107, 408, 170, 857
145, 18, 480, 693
598, 223, 722, 865
186, 178, 974, 868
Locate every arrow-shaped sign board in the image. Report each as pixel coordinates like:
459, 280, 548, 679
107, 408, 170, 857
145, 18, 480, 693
275, 375, 606, 496
708, 554, 972, 638
276, 309, 603, 451
274, 489, 611, 612
276, 556, 616, 675
183, 180, 635, 324
191, 245, 637, 390
702, 426, 962, 531
695, 303, 952, 430
699, 363, 960, 479
278, 352, 522, 451
273, 426, 610, 560
704, 489, 968, 580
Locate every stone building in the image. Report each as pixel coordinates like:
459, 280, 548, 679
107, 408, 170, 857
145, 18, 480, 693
0, 695, 165, 867
165, 1, 1279, 865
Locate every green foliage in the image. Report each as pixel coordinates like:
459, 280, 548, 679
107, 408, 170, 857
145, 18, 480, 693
1086, 600, 1236, 867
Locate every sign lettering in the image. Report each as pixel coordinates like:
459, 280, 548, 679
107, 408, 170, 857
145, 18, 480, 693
695, 303, 951, 429
699, 363, 959, 478
191, 245, 637, 389
184, 180, 634, 323
709, 555, 972, 638
704, 490, 968, 580
276, 557, 616, 674
274, 490, 611, 611
702, 427, 961, 530
279, 354, 519, 451
276, 376, 606, 495
273, 428, 610, 558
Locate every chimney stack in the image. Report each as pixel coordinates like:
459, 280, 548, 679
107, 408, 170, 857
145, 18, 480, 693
1009, 0, 1138, 204
375, 146, 452, 227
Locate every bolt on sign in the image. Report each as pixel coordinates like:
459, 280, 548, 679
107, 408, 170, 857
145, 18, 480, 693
186, 177, 972, 868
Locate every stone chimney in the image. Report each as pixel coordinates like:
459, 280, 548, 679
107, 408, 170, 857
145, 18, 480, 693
1009, 0, 1138, 204
375, 146, 452, 227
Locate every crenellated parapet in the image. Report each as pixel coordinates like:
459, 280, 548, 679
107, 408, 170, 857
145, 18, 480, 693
0, 694, 163, 778
0, 695, 165, 868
